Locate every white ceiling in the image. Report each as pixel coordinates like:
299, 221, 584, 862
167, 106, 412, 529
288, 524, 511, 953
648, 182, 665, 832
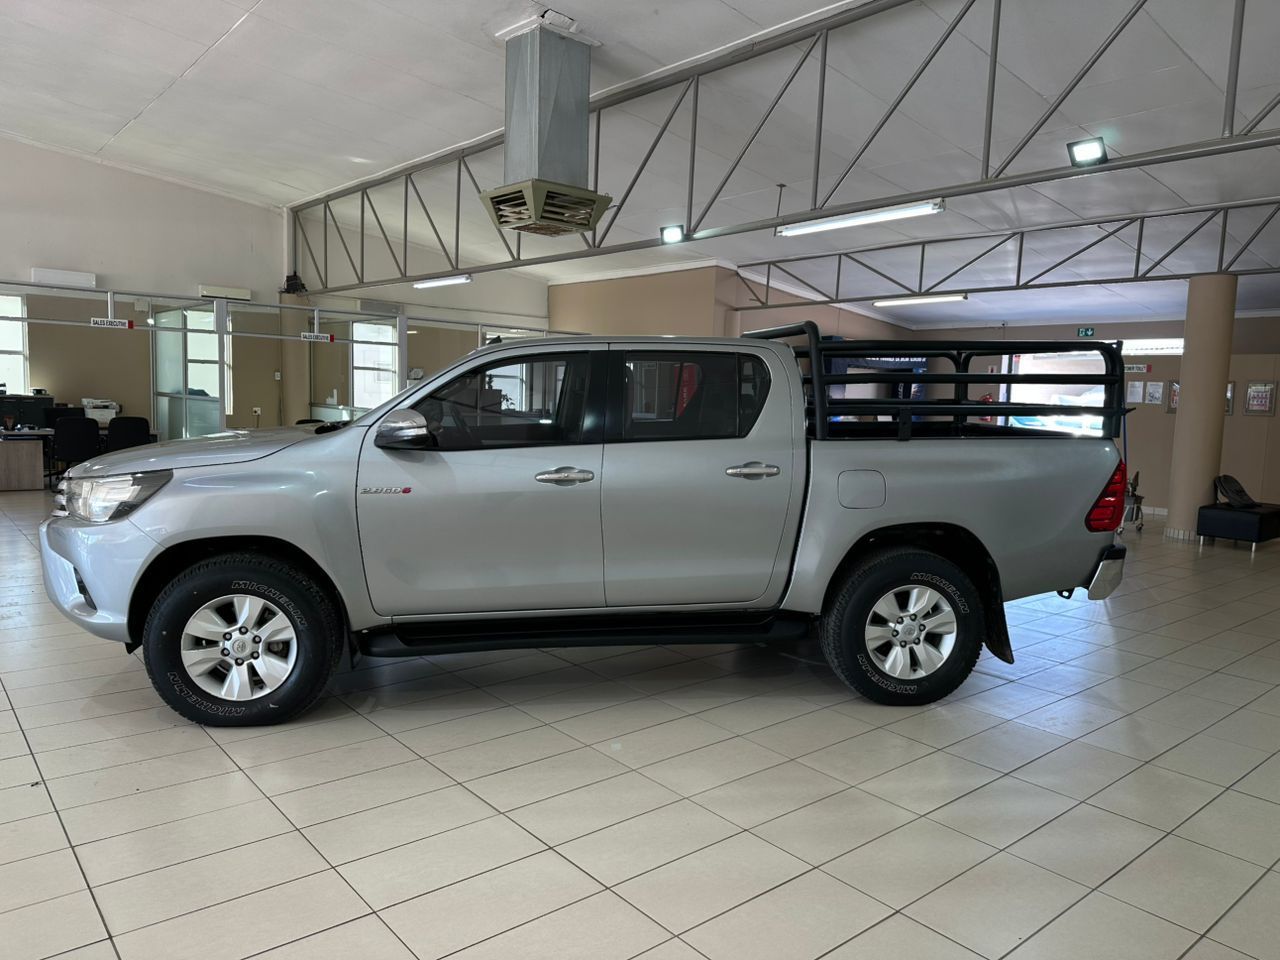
5, 0, 1280, 324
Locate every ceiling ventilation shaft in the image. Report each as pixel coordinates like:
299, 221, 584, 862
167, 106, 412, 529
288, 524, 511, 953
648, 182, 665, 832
480, 24, 610, 237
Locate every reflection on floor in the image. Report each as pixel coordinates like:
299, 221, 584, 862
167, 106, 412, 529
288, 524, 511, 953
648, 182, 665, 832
2, 489, 1279, 960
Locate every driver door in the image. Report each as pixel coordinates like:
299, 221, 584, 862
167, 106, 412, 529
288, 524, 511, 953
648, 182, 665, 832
357, 345, 607, 616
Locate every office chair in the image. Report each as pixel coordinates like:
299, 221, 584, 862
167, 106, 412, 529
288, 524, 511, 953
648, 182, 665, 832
107, 416, 152, 452
43, 406, 86, 429
50, 417, 101, 488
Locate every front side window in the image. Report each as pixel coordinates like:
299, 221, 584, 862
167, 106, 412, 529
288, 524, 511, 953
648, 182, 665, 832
0, 294, 28, 395
416, 352, 592, 449
622, 351, 770, 441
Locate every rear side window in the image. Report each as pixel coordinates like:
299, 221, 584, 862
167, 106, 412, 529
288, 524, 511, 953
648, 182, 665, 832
621, 351, 770, 441
415, 352, 592, 449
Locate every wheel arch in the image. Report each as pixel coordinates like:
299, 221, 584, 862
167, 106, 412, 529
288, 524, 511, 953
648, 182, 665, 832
823, 522, 1013, 664
127, 536, 352, 652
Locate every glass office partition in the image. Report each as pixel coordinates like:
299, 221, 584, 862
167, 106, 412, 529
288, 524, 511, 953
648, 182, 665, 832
308, 313, 398, 421
152, 302, 221, 440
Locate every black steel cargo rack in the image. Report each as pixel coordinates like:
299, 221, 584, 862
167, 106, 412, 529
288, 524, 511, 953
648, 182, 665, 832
743, 321, 1126, 441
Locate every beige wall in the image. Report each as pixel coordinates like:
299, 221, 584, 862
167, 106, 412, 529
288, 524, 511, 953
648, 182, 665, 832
547, 265, 906, 342
25, 295, 152, 420
408, 325, 479, 380
716, 267, 904, 340
0, 139, 282, 297
227, 333, 283, 429
548, 267, 723, 336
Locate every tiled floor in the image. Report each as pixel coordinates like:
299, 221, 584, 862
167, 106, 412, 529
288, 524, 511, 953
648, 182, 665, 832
2, 489, 1279, 960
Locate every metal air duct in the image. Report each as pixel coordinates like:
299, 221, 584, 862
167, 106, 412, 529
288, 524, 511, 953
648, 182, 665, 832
480, 24, 610, 237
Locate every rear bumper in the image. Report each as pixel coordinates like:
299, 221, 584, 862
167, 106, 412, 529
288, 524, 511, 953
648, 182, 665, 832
1086, 544, 1126, 600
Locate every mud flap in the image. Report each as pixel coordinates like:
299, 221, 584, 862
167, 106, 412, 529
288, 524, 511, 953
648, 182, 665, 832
982, 580, 1014, 664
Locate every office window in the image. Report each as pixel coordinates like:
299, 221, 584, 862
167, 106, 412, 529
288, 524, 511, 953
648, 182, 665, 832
352, 321, 397, 410
0, 295, 28, 396
416, 352, 591, 449
153, 308, 230, 439
622, 352, 770, 441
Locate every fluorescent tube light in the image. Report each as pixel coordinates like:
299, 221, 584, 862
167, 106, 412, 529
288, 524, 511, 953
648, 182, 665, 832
872, 293, 969, 307
413, 275, 473, 289
776, 199, 944, 237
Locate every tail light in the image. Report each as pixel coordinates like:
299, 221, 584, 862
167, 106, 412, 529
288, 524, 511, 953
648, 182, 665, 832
1086, 460, 1127, 532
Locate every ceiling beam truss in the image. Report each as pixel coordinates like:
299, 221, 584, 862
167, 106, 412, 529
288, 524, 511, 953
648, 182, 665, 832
290, 0, 1280, 294
735, 197, 1280, 310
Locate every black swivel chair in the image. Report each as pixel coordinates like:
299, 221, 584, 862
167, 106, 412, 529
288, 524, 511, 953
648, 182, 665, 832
107, 416, 152, 452
43, 406, 86, 429
50, 417, 102, 488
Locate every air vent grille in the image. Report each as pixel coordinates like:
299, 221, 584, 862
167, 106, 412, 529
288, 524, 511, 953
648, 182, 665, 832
481, 179, 610, 237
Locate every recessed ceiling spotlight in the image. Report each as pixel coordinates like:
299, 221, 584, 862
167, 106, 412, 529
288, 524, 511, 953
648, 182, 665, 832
1067, 136, 1108, 167
413, 275, 473, 289
776, 199, 944, 237
660, 224, 685, 244
872, 293, 969, 307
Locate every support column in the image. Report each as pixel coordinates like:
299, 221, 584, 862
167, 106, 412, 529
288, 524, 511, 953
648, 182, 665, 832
1165, 274, 1238, 539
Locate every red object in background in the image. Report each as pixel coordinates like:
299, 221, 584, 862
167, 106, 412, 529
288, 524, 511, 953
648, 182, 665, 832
1086, 460, 1128, 532
977, 392, 994, 423
675, 363, 699, 417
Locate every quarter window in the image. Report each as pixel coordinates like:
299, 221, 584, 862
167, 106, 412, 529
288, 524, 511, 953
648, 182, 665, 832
416, 352, 592, 449
622, 352, 770, 441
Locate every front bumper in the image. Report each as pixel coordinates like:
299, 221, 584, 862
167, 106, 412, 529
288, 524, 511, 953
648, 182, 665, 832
1086, 544, 1126, 600
40, 517, 160, 644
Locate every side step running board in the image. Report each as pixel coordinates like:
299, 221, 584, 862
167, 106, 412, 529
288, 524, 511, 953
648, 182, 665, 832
358, 611, 813, 657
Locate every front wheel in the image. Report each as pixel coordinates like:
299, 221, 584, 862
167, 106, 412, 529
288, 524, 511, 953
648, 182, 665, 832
820, 548, 985, 706
142, 554, 344, 726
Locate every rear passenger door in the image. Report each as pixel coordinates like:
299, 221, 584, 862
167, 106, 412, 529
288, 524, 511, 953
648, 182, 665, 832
601, 345, 798, 607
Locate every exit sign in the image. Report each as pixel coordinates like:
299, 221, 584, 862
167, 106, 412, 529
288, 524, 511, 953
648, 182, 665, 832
1077, 327, 1095, 337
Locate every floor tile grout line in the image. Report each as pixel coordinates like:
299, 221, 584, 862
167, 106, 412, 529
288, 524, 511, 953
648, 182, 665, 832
29, 730, 224, 784
6, 504, 1279, 956
183, 713, 428, 960
0, 672, 124, 960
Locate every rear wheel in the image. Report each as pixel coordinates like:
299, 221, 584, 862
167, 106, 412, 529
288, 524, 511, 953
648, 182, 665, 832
821, 548, 984, 705
142, 554, 343, 726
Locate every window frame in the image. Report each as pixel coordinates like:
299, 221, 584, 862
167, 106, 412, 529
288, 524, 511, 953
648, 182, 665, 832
413, 349, 605, 451
351, 320, 399, 411
0, 294, 29, 396
604, 348, 772, 444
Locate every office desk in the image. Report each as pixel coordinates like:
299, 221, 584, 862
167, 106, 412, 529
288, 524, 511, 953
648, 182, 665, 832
0, 435, 46, 490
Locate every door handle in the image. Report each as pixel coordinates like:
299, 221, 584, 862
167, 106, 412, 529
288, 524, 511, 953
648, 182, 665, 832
535, 466, 595, 486
726, 461, 781, 479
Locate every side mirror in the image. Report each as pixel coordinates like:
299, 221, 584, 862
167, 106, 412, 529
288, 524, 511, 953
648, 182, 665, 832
374, 409, 437, 450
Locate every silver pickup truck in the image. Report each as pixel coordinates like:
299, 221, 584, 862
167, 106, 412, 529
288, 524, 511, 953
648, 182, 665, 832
40, 322, 1127, 726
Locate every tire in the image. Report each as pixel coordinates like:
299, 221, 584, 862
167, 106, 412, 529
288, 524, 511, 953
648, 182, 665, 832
142, 553, 344, 726
820, 547, 984, 706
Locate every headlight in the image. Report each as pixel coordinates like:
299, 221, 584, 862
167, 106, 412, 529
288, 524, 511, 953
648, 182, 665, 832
64, 471, 172, 523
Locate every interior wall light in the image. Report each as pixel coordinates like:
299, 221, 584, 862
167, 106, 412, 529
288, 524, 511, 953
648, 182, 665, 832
776, 199, 944, 237
660, 224, 685, 244
1067, 136, 1108, 167
871, 293, 969, 307
412, 275, 473, 289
